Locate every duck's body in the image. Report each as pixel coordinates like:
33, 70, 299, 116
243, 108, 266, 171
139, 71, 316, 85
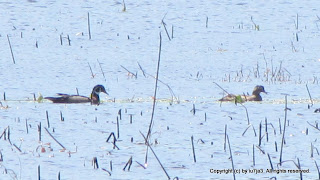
45, 85, 108, 105
219, 85, 266, 102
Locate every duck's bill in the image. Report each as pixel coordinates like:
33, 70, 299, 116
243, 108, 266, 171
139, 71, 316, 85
103, 90, 109, 96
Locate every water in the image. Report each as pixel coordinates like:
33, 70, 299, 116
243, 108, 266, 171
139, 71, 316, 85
1, 0, 320, 179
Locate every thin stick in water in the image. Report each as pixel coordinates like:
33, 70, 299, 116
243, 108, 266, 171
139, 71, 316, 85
265, 118, 268, 142
25, 119, 29, 134
306, 84, 313, 108
279, 95, 288, 165
92, 157, 99, 169
191, 135, 196, 163
315, 160, 320, 180
171, 25, 174, 39
38, 123, 41, 142
118, 109, 122, 120
206, 16, 208, 28
161, 20, 171, 41
97, 59, 107, 82
146, 32, 162, 141
140, 131, 170, 179
227, 135, 236, 180
252, 144, 255, 166
46, 111, 50, 128
123, 156, 133, 171
267, 153, 273, 170
38, 165, 40, 180
60, 111, 64, 121
224, 124, 227, 151
87, 12, 91, 39
87, 62, 95, 78
7, 35, 16, 64
117, 116, 120, 139
258, 122, 262, 146
44, 127, 66, 150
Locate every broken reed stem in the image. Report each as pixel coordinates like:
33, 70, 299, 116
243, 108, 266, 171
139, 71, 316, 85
87, 62, 95, 78
171, 25, 174, 39
161, 20, 171, 41
311, 143, 314, 158
106, 132, 119, 150
110, 160, 113, 171
60, 34, 63, 45
13, 144, 22, 152
146, 32, 162, 141
7, 35, 16, 64
135, 161, 146, 169
267, 153, 273, 170
8, 126, 11, 145
58, 172, 60, 180
38, 123, 41, 142
67, 35, 71, 46
252, 144, 255, 166
213, 82, 230, 95
120, 65, 137, 78
97, 59, 107, 82
60, 111, 64, 121
306, 84, 313, 107
140, 131, 170, 179
315, 161, 320, 179
297, 158, 302, 180
144, 146, 149, 166
0, 127, 7, 140
122, 0, 126, 11
44, 127, 66, 150
129, 114, 133, 124
224, 124, 227, 151
137, 62, 178, 101
240, 104, 250, 125
38, 165, 40, 180
206, 16, 208, 28
123, 156, 133, 171
227, 135, 236, 180
265, 118, 268, 142
279, 118, 282, 134
191, 104, 196, 115
87, 12, 91, 40
118, 109, 122, 120
296, 13, 299, 30
92, 157, 99, 169
279, 95, 288, 165
137, 62, 146, 77
258, 122, 262, 146
46, 111, 50, 128
25, 119, 29, 134
191, 136, 196, 163
117, 116, 120, 139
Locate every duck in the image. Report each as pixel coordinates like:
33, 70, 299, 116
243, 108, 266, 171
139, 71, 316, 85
45, 85, 108, 105
219, 85, 267, 102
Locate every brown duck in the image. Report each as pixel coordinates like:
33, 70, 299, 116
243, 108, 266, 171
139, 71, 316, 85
219, 85, 267, 102
45, 85, 108, 105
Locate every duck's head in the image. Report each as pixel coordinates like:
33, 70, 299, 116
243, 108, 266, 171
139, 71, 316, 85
92, 85, 109, 95
252, 85, 266, 95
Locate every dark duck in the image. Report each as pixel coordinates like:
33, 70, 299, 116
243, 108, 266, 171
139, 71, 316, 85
219, 85, 267, 102
45, 85, 108, 105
